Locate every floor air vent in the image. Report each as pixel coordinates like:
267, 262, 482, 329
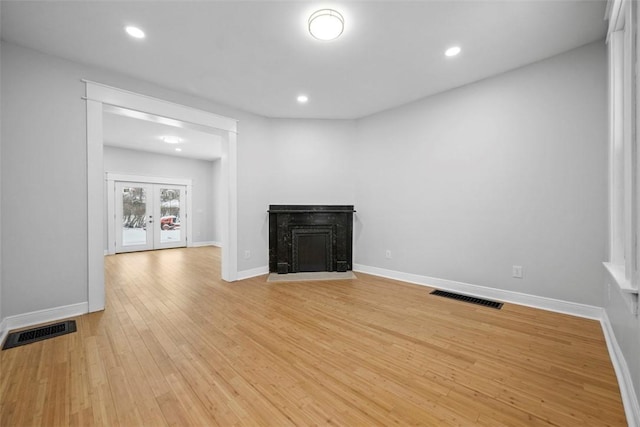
2, 320, 77, 350
430, 290, 503, 309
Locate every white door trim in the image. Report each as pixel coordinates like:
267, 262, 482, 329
107, 173, 193, 186
107, 174, 193, 255
86, 81, 238, 313
85, 80, 236, 131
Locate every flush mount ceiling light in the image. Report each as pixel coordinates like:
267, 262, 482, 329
161, 136, 182, 144
125, 26, 145, 39
175, 148, 182, 152
297, 94, 309, 104
445, 46, 461, 57
308, 9, 344, 41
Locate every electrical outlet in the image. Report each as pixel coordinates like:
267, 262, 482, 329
512, 265, 523, 279
385, 250, 392, 259
244, 250, 251, 259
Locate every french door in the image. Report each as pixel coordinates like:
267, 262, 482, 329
115, 182, 187, 253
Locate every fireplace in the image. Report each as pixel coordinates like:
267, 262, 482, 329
268, 205, 355, 274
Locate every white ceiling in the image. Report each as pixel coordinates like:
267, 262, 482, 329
103, 107, 223, 161
1, 1, 607, 120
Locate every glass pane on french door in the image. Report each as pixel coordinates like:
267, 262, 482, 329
115, 182, 153, 253
122, 186, 148, 246
159, 188, 181, 244
154, 184, 186, 249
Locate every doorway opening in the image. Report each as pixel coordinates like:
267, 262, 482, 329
85, 81, 238, 313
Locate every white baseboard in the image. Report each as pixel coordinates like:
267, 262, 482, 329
237, 265, 269, 280
0, 318, 7, 348
0, 302, 89, 346
601, 311, 640, 427
192, 241, 221, 248
353, 264, 602, 319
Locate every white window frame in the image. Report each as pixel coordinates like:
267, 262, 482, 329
605, 0, 640, 297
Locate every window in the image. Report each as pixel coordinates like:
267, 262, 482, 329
605, 0, 639, 295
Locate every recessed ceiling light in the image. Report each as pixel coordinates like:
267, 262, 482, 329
297, 95, 309, 104
175, 148, 182, 152
445, 46, 461, 57
161, 136, 182, 144
125, 26, 145, 39
308, 9, 344, 41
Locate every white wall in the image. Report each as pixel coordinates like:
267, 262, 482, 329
269, 119, 356, 205
0, 41, 272, 317
234, 119, 356, 270
0, 39, 609, 316
103, 146, 217, 245
354, 41, 607, 307
2, 33, 634, 423
2, 42, 89, 316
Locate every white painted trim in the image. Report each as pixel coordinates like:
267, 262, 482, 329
86, 99, 105, 312
237, 265, 269, 281
107, 178, 115, 254
221, 131, 238, 282
84, 80, 237, 133
0, 302, 89, 346
192, 241, 220, 247
606, 0, 639, 289
604, 262, 639, 315
86, 81, 240, 313
104, 250, 109, 256
607, 0, 626, 38
604, 262, 639, 294
601, 311, 640, 427
353, 264, 603, 319
106, 172, 192, 186
186, 184, 193, 248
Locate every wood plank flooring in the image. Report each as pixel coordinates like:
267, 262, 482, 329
0, 247, 627, 426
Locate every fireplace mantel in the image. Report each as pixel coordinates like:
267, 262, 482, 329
268, 205, 355, 274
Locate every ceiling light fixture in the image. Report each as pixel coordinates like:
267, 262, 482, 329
175, 148, 182, 152
445, 46, 461, 57
161, 136, 182, 144
297, 95, 309, 104
125, 26, 146, 39
308, 9, 344, 41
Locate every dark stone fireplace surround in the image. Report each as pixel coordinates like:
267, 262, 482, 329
268, 205, 355, 274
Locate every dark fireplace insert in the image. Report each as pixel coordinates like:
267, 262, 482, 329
268, 205, 355, 274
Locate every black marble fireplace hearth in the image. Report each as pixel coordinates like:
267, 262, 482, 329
268, 205, 355, 274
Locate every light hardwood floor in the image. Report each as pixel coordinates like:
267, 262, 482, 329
0, 247, 627, 426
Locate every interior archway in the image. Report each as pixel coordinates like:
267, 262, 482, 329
85, 81, 238, 312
